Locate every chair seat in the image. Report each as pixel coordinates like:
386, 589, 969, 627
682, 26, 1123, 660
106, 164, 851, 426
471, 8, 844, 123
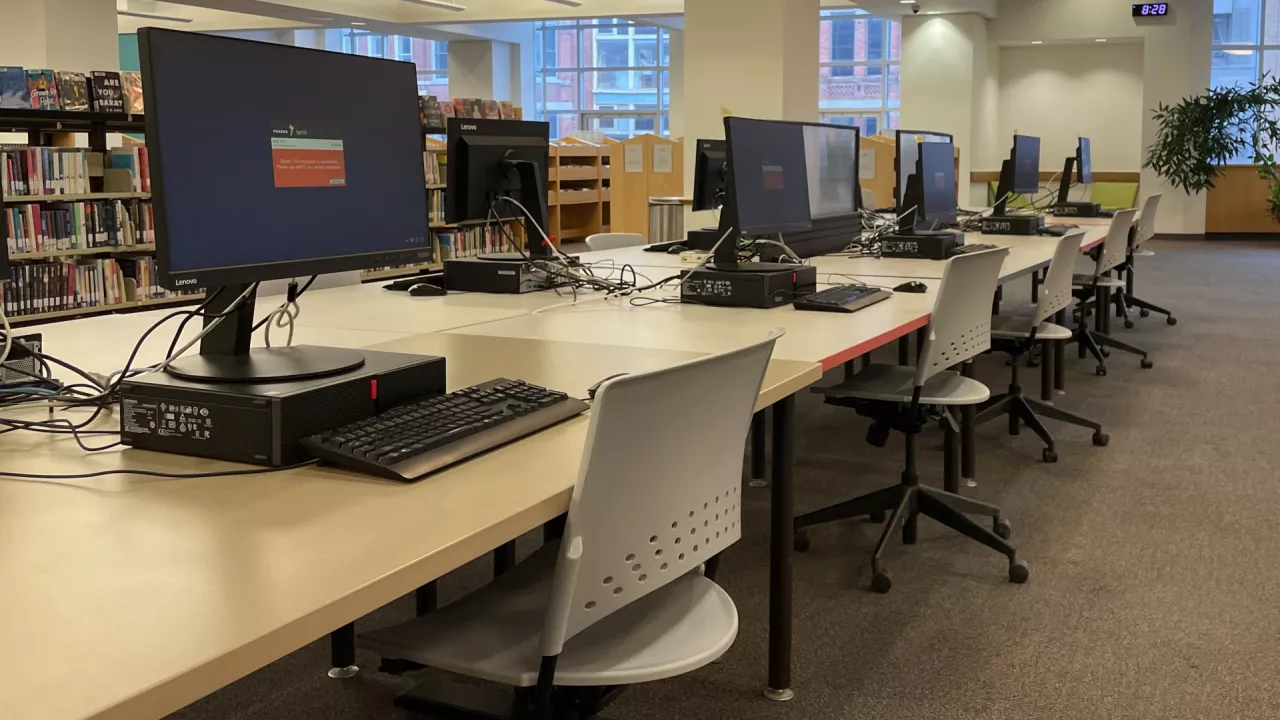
990, 315, 1073, 341
1072, 273, 1124, 288
816, 364, 990, 406
359, 545, 738, 688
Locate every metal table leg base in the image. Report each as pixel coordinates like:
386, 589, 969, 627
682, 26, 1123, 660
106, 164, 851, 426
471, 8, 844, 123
765, 394, 795, 701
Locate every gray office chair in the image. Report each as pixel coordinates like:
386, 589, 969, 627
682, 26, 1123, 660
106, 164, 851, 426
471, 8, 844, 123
794, 247, 1029, 593
585, 232, 645, 251
978, 233, 1108, 463
361, 331, 781, 719
1071, 208, 1152, 375
1114, 194, 1175, 328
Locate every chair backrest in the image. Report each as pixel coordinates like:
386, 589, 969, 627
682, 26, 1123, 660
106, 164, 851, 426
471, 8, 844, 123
915, 246, 1009, 386
538, 330, 782, 656
1133, 193, 1163, 249
585, 233, 646, 252
1034, 232, 1087, 327
1092, 208, 1139, 276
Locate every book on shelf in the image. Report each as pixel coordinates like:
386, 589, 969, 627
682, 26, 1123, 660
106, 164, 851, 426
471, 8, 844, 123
427, 188, 444, 224
0, 147, 93, 196
108, 147, 150, 193
26, 70, 57, 110
0, 67, 29, 109
499, 101, 516, 120
55, 71, 89, 111
434, 223, 511, 260
419, 95, 443, 129
439, 102, 455, 121
118, 257, 199, 302
481, 100, 501, 120
2, 257, 199, 319
423, 151, 442, 185
4, 198, 154, 255
121, 71, 144, 114
88, 71, 125, 113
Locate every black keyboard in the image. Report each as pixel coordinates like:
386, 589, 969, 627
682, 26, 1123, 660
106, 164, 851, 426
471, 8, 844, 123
950, 243, 1000, 256
1039, 225, 1078, 237
793, 284, 892, 313
302, 378, 589, 482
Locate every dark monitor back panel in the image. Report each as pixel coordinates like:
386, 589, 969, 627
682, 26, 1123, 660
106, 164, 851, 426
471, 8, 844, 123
895, 129, 953, 208
692, 139, 727, 212
918, 141, 958, 225
140, 28, 430, 288
724, 116, 812, 235
445, 121, 549, 224
1011, 134, 1041, 195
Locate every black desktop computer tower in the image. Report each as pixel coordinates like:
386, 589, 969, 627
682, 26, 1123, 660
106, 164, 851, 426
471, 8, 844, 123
1052, 202, 1103, 218
680, 265, 818, 309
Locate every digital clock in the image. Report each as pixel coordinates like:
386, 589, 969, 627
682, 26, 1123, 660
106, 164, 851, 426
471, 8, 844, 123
1133, 3, 1170, 16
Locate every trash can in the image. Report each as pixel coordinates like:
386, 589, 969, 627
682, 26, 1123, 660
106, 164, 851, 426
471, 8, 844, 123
648, 197, 685, 245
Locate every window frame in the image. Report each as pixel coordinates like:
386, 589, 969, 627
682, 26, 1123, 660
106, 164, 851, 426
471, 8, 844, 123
818, 10, 901, 135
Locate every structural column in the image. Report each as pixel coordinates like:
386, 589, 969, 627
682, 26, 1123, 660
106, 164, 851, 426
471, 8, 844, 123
682, 0, 820, 228
0, 0, 118, 69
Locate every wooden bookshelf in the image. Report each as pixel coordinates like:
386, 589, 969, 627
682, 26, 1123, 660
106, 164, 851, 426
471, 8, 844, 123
9, 244, 156, 261
3, 192, 150, 203
7, 293, 204, 327
608, 135, 683, 238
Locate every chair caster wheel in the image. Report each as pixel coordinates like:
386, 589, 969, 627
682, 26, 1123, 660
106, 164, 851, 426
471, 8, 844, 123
1042, 448, 1058, 463
1139, 309, 1151, 318
1009, 559, 1030, 584
1095, 364, 1108, 377
871, 569, 893, 594
993, 517, 1012, 539
869, 510, 887, 524
1167, 316, 1178, 326
1124, 320, 1135, 329
1101, 348, 1111, 358
1027, 357, 1040, 368
1093, 431, 1110, 447
1141, 358, 1154, 369
792, 531, 810, 553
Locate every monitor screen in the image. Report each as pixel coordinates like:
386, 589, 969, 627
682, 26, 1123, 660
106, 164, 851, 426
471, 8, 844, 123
896, 129, 953, 208
724, 117, 811, 235
1011, 134, 1041, 194
918, 141, 958, 224
802, 124, 859, 220
141, 28, 431, 288
1078, 137, 1093, 184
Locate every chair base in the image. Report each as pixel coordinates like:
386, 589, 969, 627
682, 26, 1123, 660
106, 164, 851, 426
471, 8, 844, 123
975, 390, 1107, 463
391, 675, 626, 720
1125, 294, 1178, 325
793, 475, 1027, 593
1076, 328, 1153, 374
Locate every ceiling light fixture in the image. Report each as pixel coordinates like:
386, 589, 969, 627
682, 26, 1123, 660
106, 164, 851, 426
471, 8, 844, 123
926, 10, 941, 14
899, 1, 914, 3
400, 0, 469, 10
545, 0, 585, 6
1096, 38, 1107, 42
351, 21, 366, 25
1031, 40, 1043, 45
117, 10, 194, 23
312, 16, 335, 21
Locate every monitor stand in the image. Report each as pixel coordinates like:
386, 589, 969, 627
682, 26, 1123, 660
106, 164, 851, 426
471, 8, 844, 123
163, 283, 366, 383
477, 159, 554, 263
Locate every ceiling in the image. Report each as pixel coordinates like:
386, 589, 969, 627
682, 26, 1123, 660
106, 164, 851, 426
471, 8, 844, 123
118, 0, 999, 35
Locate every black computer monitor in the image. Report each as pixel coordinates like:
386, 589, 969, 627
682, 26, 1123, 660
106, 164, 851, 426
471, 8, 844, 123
898, 140, 957, 232
714, 116, 813, 268
141, 28, 430, 382
446, 118, 551, 259
692, 139, 727, 212
895, 129, 953, 209
802, 123, 861, 220
1056, 136, 1093, 204
993, 134, 1041, 216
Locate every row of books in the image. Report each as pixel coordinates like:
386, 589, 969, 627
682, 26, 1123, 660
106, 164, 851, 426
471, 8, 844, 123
4, 200, 155, 255
435, 224, 514, 260
110, 147, 152, 193
1, 257, 197, 318
0, 68, 141, 114
1, 148, 94, 196
428, 189, 444, 224
424, 152, 442, 185
419, 96, 517, 129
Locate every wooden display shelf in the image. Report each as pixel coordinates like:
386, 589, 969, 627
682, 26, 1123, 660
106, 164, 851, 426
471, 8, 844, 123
3, 192, 150, 203
0, 108, 144, 133
9, 244, 155, 261
559, 227, 594, 241
557, 165, 599, 182
558, 190, 600, 205
359, 263, 444, 282
8, 293, 205, 326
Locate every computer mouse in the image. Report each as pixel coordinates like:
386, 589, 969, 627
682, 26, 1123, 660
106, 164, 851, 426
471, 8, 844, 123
666, 244, 688, 254
408, 283, 447, 297
893, 281, 928, 294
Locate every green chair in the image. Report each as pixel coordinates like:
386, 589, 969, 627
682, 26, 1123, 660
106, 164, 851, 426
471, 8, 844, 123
1090, 182, 1139, 211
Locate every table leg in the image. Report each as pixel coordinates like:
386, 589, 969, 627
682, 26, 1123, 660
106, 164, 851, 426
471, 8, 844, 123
943, 408, 960, 494
328, 623, 359, 679
1053, 308, 1067, 394
960, 361, 976, 488
750, 410, 768, 488
414, 582, 437, 617
914, 327, 927, 361
494, 540, 517, 577
765, 394, 795, 702
898, 336, 910, 365
1040, 340, 1054, 403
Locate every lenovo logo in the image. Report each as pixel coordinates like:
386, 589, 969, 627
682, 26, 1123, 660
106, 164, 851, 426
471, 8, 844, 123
460, 124, 478, 131
982, 221, 1013, 233
174, 278, 198, 286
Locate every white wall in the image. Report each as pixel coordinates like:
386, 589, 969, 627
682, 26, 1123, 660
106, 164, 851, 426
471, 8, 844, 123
997, 43, 1144, 172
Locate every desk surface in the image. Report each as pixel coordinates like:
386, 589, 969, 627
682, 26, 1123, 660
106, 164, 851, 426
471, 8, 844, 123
0, 334, 819, 720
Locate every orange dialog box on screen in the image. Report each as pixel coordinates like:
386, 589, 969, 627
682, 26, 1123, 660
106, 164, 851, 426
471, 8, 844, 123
271, 137, 347, 188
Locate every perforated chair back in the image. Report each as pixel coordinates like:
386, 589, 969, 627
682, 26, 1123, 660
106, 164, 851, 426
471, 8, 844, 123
1093, 208, 1139, 276
585, 233, 646, 252
1034, 232, 1086, 327
1134, 193, 1163, 249
537, 330, 782, 657
915, 247, 1009, 386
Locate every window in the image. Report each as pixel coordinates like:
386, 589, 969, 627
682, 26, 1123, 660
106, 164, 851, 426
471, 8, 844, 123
819, 9, 901, 135
324, 30, 450, 101
1209, 0, 1279, 161
534, 19, 671, 141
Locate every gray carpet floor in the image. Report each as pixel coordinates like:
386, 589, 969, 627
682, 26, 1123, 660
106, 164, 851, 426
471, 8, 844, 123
169, 238, 1280, 720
